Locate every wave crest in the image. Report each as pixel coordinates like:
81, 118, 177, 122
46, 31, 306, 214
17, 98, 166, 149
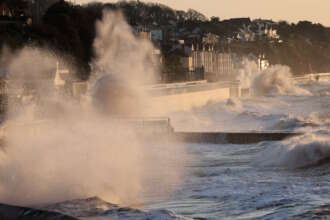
255, 130, 330, 169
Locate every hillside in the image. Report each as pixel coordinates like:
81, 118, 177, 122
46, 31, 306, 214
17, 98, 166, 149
1, 0, 330, 79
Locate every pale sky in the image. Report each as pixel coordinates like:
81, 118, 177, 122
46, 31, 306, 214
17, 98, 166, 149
75, 0, 330, 26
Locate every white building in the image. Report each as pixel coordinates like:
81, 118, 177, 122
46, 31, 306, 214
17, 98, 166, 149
264, 28, 280, 40
237, 25, 256, 42
237, 21, 281, 42
54, 62, 69, 89
258, 54, 270, 71
255, 20, 280, 41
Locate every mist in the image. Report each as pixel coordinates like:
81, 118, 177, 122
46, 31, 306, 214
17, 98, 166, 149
237, 61, 311, 96
0, 11, 187, 207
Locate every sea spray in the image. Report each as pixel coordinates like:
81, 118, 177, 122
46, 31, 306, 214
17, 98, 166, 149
237, 58, 259, 89
91, 11, 167, 117
237, 60, 311, 96
0, 11, 187, 207
93, 11, 158, 85
5, 47, 78, 119
252, 65, 311, 96
171, 61, 314, 132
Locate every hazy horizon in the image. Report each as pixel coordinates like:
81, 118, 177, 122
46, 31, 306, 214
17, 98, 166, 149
74, 0, 330, 26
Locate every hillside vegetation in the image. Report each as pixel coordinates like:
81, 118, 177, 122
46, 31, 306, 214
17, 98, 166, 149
1, 0, 330, 79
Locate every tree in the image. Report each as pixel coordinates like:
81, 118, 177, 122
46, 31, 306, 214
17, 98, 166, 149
211, 16, 220, 23
186, 9, 207, 21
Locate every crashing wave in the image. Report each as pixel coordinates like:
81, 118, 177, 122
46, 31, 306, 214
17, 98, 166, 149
237, 62, 311, 96
255, 129, 330, 169
252, 65, 312, 96
267, 114, 321, 131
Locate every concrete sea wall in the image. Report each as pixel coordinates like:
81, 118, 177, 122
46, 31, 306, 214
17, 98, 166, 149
294, 73, 330, 83
174, 131, 301, 144
148, 81, 240, 114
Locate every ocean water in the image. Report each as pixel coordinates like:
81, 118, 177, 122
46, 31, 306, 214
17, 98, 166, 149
33, 81, 330, 220
2, 81, 330, 220
144, 81, 330, 220
145, 81, 330, 220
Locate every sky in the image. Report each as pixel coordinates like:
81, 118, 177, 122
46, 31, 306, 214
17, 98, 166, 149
74, 0, 330, 26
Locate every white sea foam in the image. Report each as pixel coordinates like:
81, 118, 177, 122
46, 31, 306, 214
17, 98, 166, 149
252, 65, 311, 96
255, 129, 330, 169
237, 61, 311, 96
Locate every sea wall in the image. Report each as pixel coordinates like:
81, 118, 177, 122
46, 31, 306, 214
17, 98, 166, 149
174, 131, 301, 144
294, 73, 330, 84
148, 81, 240, 114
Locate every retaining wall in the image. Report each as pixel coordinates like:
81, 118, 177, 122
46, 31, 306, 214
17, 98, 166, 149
148, 81, 240, 114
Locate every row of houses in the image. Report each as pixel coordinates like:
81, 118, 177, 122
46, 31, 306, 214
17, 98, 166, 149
177, 45, 270, 82
135, 19, 282, 48
133, 25, 270, 82
186, 46, 234, 81
133, 19, 277, 82
236, 20, 282, 43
